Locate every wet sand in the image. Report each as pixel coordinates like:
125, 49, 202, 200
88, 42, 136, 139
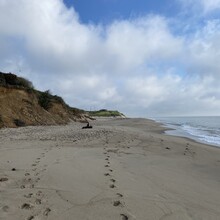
0, 118, 220, 220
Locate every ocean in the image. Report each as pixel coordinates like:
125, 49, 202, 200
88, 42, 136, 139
154, 116, 220, 147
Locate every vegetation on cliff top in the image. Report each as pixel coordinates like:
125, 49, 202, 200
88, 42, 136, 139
0, 72, 85, 113
88, 109, 124, 117
0, 72, 33, 89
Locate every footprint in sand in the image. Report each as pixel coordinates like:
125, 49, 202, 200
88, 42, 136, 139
43, 208, 51, 216
109, 169, 113, 172
35, 199, 41, 205
104, 173, 110, 176
21, 203, 33, 210
109, 184, 116, 188
24, 193, 33, 198
105, 165, 109, 167
35, 177, 40, 183
2, 205, 9, 212
113, 201, 122, 207
120, 214, 129, 220
110, 179, 116, 183
27, 216, 35, 220
116, 193, 123, 198
36, 191, 43, 197
0, 177, 8, 182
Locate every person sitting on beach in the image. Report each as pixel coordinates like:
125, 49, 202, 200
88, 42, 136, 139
82, 122, 93, 129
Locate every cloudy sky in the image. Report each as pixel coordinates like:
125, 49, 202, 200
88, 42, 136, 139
0, 0, 220, 117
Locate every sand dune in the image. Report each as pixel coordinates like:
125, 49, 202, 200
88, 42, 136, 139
0, 118, 220, 220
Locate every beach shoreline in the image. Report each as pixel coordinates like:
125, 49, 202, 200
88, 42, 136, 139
152, 117, 220, 149
0, 118, 220, 220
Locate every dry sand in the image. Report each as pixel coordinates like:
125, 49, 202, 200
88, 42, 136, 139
0, 118, 220, 220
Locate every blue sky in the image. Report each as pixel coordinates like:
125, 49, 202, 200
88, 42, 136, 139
64, 0, 180, 24
0, 0, 220, 116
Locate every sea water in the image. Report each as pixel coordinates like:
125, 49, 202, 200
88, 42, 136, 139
154, 116, 220, 147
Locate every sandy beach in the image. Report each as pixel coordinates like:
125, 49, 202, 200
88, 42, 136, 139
0, 118, 220, 220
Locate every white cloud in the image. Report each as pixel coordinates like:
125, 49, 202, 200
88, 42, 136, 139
106, 16, 183, 72
202, 0, 220, 13
0, 0, 220, 116
178, 0, 220, 14
0, 0, 103, 74
185, 20, 220, 77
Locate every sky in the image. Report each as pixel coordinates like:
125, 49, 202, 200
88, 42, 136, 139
0, 0, 220, 117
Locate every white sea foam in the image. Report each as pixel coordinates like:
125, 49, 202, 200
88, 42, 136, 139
182, 124, 220, 145
155, 116, 220, 147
